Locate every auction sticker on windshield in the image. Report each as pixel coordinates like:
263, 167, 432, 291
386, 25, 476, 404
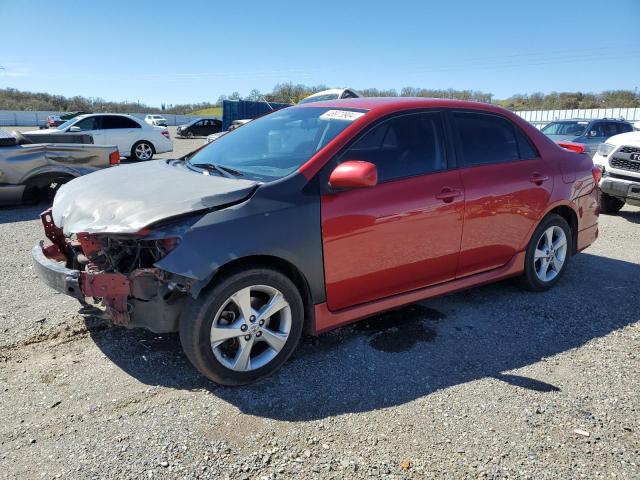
319, 110, 365, 122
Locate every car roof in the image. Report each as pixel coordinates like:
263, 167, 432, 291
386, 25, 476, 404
552, 118, 627, 123
294, 97, 517, 116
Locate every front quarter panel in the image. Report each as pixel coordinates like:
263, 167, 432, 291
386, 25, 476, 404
154, 173, 325, 302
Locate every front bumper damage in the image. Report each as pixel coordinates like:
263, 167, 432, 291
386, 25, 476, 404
32, 209, 188, 332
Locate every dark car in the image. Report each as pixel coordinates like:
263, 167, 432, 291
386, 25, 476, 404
45, 111, 91, 129
541, 118, 633, 156
32, 98, 600, 386
176, 118, 223, 138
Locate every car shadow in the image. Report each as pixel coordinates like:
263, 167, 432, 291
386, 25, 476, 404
85, 252, 639, 421
617, 208, 640, 224
0, 204, 44, 225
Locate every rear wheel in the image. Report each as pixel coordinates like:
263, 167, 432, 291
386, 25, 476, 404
22, 174, 74, 204
519, 214, 572, 292
179, 268, 304, 386
131, 141, 155, 161
598, 190, 625, 214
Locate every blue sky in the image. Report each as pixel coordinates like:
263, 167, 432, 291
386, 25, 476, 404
1, 0, 639, 106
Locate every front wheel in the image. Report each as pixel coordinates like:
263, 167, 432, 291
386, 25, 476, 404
179, 268, 304, 386
131, 141, 155, 161
519, 214, 572, 292
598, 190, 625, 214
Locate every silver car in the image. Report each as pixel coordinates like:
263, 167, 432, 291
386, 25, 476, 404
0, 129, 120, 205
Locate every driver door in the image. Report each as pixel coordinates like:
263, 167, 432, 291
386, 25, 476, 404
69, 116, 105, 143
321, 111, 464, 311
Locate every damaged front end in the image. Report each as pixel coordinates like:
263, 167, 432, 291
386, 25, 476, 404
33, 208, 191, 333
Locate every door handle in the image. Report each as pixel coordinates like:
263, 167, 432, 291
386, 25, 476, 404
435, 187, 462, 203
529, 173, 549, 186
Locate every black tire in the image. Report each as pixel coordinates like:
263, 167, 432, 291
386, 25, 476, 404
598, 189, 625, 214
179, 267, 304, 386
186, 131, 194, 139
22, 174, 74, 204
131, 141, 155, 161
519, 214, 572, 292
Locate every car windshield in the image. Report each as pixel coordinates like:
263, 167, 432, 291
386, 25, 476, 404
298, 93, 341, 104
541, 121, 589, 136
188, 106, 367, 181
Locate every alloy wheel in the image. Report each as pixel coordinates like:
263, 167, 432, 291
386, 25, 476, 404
534, 225, 568, 282
210, 285, 292, 372
135, 143, 153, 160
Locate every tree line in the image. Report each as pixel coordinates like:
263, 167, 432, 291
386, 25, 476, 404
1, 85, 639, 114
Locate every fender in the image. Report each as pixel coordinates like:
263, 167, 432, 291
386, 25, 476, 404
518, 199, 580, 254
20, 165, 90, 185
154, 173, 327, 303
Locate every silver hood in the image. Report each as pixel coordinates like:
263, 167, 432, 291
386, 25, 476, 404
52, 160, 258, 234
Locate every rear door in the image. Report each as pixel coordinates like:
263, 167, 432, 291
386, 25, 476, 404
451, 110, 553, 277
102, 115, 142, 154
321, 111, 465, 311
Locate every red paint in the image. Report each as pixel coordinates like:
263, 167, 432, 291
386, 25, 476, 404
328, 160, 378, 189
455, 159, 554, 277
314, 252, 526, 333
306, 98, 599, 333
40, 208, 67, 255
321, 170, 464, 310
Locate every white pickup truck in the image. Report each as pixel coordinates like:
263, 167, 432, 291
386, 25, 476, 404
593, 130, 640, 213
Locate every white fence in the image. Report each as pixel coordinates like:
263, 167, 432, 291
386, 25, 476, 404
0, 111, 197, 127
514, 107, 640, 128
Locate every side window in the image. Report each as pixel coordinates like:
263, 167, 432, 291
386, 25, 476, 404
102, 116, 141, 129
340, 112, 446, 182
603, 122, 619, 137
74, 117, 98, 131
588, 122, 605, 138
453, 112, 519, 165
515, 127, 538, 159
616, 122, 632, 134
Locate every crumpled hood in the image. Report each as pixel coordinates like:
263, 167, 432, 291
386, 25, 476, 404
52, 160, 258, 234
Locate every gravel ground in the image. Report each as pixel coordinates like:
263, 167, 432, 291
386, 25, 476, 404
0, 140, 638, 478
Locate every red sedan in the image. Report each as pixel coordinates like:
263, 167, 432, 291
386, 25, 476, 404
33, 98, 600, 385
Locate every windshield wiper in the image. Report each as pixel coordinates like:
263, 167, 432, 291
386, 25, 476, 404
188, 160, 243, 178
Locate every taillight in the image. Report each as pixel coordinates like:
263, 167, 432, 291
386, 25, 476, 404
109, 150, 120, 165
161, 130, 170, 139
592, 165, 603, 183
557, 141, 587, 154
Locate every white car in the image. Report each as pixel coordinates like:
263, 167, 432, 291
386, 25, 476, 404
25, 114, 173, 161
298, 88, 361, 104
144, 114, 168, 127
593, 130, 640, 213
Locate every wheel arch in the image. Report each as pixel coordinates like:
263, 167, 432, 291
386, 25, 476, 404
530, 201, 579, 255
20, 166, 80, 186
205, 254, 316, 335
130, 140, 156, 157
